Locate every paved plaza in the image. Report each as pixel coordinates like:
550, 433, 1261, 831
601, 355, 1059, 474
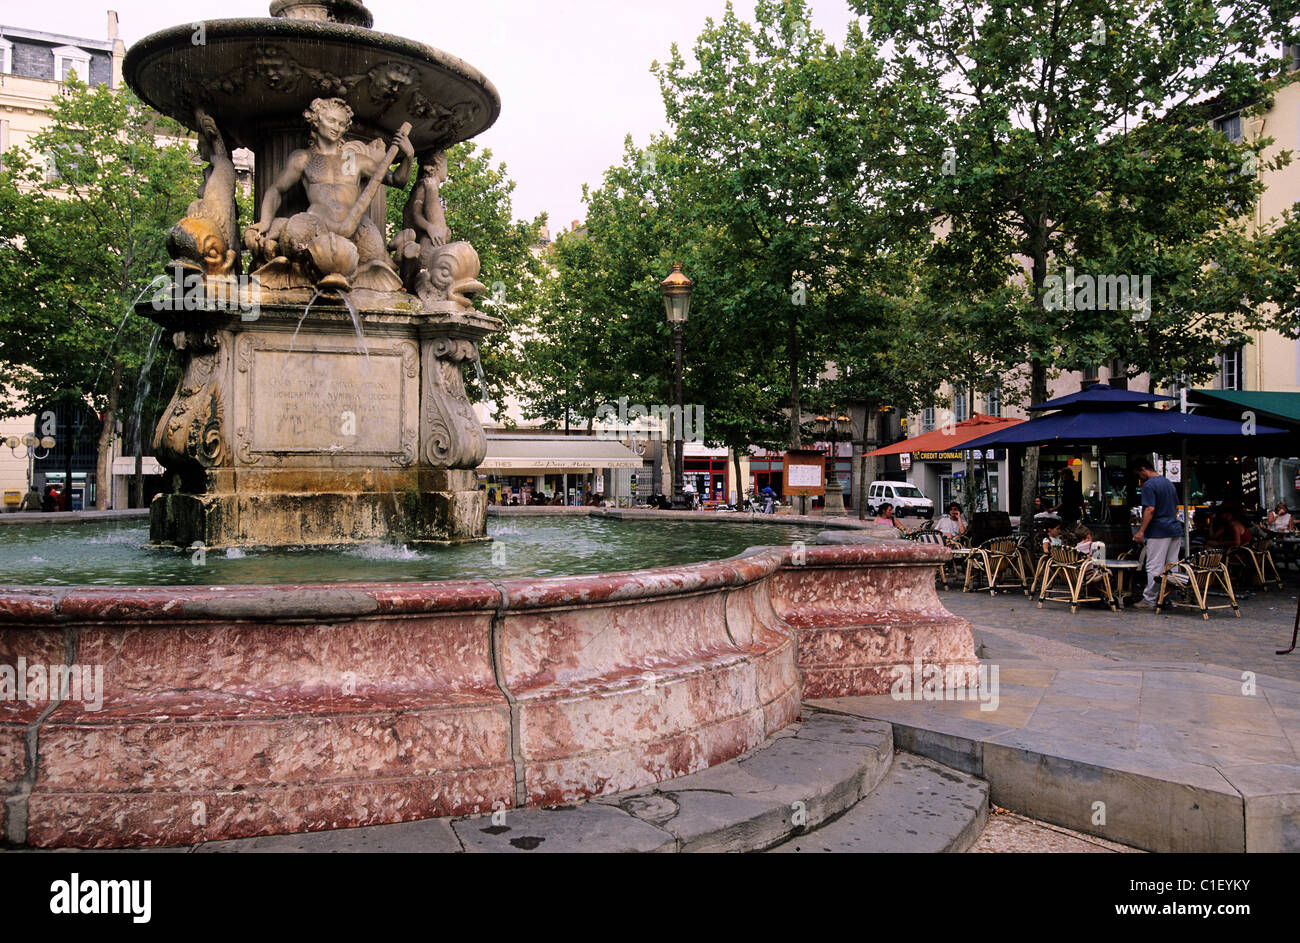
810, 581, 1300, 852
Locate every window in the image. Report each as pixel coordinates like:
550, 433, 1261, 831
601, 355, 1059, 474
985, 388, 1001, 417
1220, 346, 1244, 391
921, 408, 935, 433
0, 37, 12, 75
1081, 363, 1100, 384
53, 46, 91, 83
953, 384, 969, 423
1213, 113, 1244, 143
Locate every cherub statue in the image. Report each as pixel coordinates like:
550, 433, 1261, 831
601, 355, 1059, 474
243, 97, 413, 292
166, 108, 239, 277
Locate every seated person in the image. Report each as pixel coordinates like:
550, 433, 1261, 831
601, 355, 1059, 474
1206, 506, 1252, 549
875, 503, 906, 532
936, 503, 966, 541
1073, 525, 1094, 556
1041, 521, 1064, 554
1268, 502, 1293, 534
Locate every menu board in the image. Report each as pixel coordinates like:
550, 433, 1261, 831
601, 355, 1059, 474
783, 449, 826, 496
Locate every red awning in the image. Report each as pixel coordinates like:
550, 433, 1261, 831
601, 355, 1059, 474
866, 414, 1025, 457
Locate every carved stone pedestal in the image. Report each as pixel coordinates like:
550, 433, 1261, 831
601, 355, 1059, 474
142, 297, 500, 548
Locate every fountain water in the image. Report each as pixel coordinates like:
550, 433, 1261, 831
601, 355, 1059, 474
126, 0, 501, 548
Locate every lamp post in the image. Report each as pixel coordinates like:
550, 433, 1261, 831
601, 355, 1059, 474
661, 263, 693, 511
814, 413, 850, 516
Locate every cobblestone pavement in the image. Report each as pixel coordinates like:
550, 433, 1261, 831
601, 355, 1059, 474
969, 808, 1141, 853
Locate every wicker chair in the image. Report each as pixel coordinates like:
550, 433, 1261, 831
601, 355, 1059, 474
963, 536, 1028, 596
909, 530, 954, 588
1037, 545, 1118, 614
1155, 549, 1241, 620
1228, 537, 1282, 592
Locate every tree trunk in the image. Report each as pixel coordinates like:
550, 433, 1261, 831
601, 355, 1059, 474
1020, 232, 1052, 535
787, 317, 805, 515
732, 448, 745, 507
787, 317, 801, 449
94, 359, 122, 511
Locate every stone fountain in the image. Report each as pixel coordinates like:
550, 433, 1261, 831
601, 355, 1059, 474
0, 0, 979, 851
125, 0, 501, 548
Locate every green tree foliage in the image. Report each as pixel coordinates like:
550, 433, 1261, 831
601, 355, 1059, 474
654, 0, 938, 450
0, 77, 198, 506
854, 0, 1298, 522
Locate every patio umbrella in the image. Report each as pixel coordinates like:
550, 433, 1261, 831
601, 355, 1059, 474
960, 385, 1293, 551
865, 413, 1025, 456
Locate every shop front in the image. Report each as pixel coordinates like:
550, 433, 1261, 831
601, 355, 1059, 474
479, 435, 647, 506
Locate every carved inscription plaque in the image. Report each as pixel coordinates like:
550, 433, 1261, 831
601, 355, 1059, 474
251, 349, 404, 454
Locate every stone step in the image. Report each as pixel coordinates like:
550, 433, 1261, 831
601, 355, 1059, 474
767, 753, 989, 853
184, 711, 896, 854
809, 693, 1296, 853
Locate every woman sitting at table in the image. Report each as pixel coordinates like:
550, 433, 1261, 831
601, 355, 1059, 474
875, 503, 907, 532
1268, 503, 1293, 534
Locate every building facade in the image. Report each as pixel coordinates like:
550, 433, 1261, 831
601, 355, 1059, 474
0, 12, 125, 508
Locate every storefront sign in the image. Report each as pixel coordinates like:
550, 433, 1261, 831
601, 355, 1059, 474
913, 450, 965, 461
900, 453, 912, 471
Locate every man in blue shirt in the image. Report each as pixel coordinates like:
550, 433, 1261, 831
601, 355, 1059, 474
1130, 458, 1184, 609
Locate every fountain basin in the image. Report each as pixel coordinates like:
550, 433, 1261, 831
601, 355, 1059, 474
0, 538, 973, 848
124, 17, 501, 155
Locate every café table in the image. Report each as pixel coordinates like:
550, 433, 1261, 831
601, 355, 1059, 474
1102, 559, 1146, 609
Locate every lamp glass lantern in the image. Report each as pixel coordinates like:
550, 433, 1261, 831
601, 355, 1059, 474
661, 262, 693, 323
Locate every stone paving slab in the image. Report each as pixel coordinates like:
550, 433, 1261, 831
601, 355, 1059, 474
768, 754, 988, 853
810, 588, 1300, 852
453, 803, 675, 854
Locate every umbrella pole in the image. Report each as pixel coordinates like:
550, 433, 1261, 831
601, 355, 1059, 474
1182, 439, 1190, 559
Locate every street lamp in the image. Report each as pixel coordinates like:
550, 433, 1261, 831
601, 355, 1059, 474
661, 262, 693, 510
814, 413, 851, 515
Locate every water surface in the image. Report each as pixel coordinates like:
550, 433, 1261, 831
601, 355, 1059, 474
0, 516, 824, 587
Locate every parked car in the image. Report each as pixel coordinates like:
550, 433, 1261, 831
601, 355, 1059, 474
867, 481, 934, 519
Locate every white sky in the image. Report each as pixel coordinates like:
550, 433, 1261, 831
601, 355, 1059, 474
9, 0, 861, 229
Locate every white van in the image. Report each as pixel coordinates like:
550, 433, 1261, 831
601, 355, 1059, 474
867, 481, 934, 519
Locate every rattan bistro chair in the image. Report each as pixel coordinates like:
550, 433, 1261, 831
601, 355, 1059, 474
1228, 537, 1283, 592
963, 536, 1028, 596
908, 530, 956, 588
1037, 545, 1118, 614
1155, 549, 1241, 620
